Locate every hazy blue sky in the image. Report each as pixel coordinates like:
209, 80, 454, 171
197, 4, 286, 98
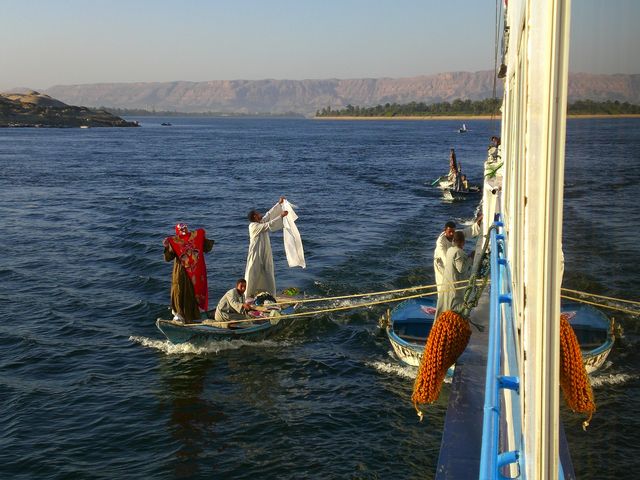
1, 0, 638, 91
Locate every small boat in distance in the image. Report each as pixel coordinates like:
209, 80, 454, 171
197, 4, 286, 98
458, 123, 467, 133
160, 122, 172, 126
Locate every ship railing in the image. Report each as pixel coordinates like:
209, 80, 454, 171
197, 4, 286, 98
479, 216, 524, 479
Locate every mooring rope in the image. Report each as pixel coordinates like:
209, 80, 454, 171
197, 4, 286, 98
270, 281, 467, 307
561, 288, 640, 307
203, 282, 480, 327
561, 294, 640, 317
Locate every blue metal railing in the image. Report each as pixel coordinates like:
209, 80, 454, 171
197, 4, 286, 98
479, 218, 523, 480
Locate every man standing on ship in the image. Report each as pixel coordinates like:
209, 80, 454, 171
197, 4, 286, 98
435, 231, 474, 318
433, 214, 482, 306
244, 196, 289, 298
163, 223, 214, 323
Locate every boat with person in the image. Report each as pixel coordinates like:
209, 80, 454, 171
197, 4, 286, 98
442, 184, 481, 201
156, 294, 298, 344
458, 124, 467, 133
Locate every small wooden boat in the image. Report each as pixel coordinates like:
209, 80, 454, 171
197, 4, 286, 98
381, 297, 453, 373
382, 298, 614, 373
156, 300, 297, 344
442, 186, 482, 201
562, 301, 615, 373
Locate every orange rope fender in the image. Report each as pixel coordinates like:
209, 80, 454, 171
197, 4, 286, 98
560, 313, 596, 430
411, 310, 471, 419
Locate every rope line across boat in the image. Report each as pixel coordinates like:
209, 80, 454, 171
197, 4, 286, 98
561, 288, 640, 307
226, 283, 477, 325
561, 294, 640, 317
270, 281, 468, 306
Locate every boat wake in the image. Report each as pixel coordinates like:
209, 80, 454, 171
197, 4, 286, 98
590, 372, 636, 388
128, 335, 291, 355
367, 359, 416, 379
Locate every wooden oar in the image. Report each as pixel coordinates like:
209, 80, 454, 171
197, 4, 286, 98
431, 175, 446, 186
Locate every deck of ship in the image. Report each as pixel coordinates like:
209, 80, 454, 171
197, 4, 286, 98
434, 293, 576, 479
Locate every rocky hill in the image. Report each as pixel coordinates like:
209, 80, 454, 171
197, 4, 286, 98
0, 91, 138, 127
42, 71, 640, 116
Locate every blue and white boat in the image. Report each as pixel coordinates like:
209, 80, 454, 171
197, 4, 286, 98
384, 298, 613, 373
383, 297, 444, 368
561, 302, 615, 373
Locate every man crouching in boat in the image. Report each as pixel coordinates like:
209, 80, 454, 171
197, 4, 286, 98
212, 278, 256, 328
163, 223, 214, 323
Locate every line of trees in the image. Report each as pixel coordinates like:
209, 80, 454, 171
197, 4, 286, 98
316, 98, 640, 117
101, 107, 304, 118
567, 100, 640, 115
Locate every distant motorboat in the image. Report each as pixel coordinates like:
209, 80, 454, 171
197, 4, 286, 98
160, 122, 172, 126
458, 123, 467, 133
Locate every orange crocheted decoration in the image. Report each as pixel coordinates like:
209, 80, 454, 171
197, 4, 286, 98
560, 312, 596, 428
412, 310, 471, 412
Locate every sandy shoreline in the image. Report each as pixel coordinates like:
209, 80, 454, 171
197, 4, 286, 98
314, 114, 640, 120
313, 115, 496, 121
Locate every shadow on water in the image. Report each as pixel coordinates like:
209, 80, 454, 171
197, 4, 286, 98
158, 356, 225, 478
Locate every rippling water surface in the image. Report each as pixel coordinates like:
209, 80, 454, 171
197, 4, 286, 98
1, 117, 638, 479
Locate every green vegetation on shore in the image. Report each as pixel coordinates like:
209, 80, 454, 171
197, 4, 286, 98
567, 99, 640, 115
315, 98, 640, 117
104, 107, 305, 118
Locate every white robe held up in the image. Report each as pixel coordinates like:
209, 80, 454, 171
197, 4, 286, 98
282, 200, 305, 269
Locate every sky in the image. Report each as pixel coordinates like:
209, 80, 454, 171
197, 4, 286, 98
1, 0, 639, 91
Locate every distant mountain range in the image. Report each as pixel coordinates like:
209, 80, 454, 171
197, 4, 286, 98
40, 71, 640, 116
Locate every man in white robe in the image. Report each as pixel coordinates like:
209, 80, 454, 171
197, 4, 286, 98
436, 231, 474, 318
433, 215, 482, 293
244, 197, 289, 298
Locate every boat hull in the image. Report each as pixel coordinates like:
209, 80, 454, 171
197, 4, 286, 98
562, 302, 615, 373
156, 316, 286, 344
384, 298, 613, 373
443, 188, 482, 201
384, 297, 454, 374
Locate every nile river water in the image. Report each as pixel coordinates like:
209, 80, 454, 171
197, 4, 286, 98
1, 117, 638, 479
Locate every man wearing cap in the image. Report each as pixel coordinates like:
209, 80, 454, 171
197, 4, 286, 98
433, 214, 482, 303
435, 230, 474, 318
163, 223, 214, 323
